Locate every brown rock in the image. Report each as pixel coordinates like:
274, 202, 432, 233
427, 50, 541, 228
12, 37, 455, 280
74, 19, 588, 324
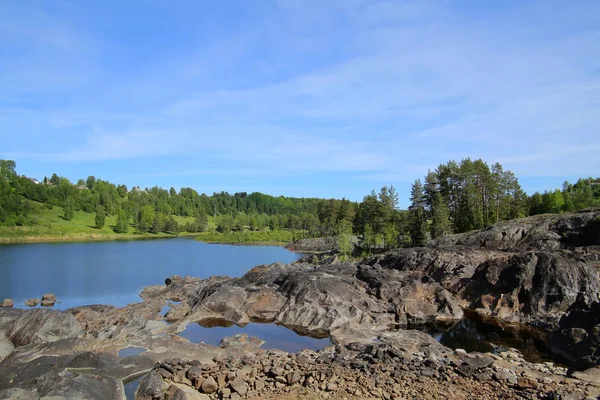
0, 299, 13, 308
41, 294, 56, 307
24, 298, 40, 307
201, 376, 218, 394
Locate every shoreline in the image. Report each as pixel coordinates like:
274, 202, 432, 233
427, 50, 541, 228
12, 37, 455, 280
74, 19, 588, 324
195, 239, 289, 247
0, 233, 198, 245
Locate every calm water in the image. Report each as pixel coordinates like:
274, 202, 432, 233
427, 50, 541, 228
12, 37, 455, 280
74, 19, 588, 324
179, 318, 332, 353
413, 315, 558, 364
0, 238, 301, 310
124, 375, 144, 400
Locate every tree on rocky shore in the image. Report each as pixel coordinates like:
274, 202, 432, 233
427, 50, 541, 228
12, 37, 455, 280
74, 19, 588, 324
409, 179, 428, 246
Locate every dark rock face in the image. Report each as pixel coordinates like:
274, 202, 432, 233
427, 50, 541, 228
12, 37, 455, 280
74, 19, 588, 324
6, 309, 82, 346
361, 210, 600, 362
458, 251, 600, 329
136, 371, 167, 400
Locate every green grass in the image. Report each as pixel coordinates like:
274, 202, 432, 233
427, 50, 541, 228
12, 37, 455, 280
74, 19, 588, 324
0, 202, 199, 243
196, 229, 296, 245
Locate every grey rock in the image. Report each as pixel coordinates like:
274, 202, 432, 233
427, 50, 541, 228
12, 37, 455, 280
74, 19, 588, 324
229, 377, 248, 396
286, 371, 302, 385
7, 309, 82, 346
0, 388, 39, 399
0, 332, 15, 362
135, 371, 165, 400
164, 302, 190, 322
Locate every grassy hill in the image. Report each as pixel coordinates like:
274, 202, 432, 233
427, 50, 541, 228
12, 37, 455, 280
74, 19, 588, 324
0, 202, 208, 243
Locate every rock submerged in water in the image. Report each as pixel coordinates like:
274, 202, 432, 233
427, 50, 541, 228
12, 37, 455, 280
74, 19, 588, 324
0, 299, 13, 308
24, 298, 40, 307
40, 293, 56, 307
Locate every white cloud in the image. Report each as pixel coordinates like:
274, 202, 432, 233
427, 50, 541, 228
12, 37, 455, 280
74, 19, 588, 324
2, 0, 599, 193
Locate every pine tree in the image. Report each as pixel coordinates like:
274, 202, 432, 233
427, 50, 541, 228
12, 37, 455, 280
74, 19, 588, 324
430, 192, 452, 239
409, 179, 428, 246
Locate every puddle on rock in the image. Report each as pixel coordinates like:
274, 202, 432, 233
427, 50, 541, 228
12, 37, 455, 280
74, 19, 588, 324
124, 375, 144, 400
178, 318, 331, 353
407, 312, 561, 364
118, 347, 146, 358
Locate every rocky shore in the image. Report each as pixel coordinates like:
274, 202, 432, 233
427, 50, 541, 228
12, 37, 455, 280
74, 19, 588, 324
0, 209, 598, 399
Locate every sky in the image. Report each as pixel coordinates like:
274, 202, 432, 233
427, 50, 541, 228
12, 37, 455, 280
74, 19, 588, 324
1, 0, 599, 205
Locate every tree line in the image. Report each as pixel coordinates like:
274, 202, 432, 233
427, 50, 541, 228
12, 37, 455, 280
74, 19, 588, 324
1, 159, 598, 248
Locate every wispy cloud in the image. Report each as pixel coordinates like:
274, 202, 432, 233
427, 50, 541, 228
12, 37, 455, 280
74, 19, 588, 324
1, 0, 599, 201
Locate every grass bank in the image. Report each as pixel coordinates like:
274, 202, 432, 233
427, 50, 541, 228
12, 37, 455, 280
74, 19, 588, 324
196, 229, 296, 246
0, 203, 200, 244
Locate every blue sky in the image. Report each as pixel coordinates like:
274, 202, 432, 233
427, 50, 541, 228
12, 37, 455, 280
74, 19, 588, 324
1, 1, 599, 205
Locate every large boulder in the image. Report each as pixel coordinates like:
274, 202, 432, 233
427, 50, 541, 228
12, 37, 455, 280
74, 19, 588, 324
7, 309, 82, 346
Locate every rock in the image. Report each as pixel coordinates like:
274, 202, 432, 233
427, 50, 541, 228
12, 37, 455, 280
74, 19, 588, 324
229, 377, 248, 396
1, 299, 14, 308
456, 353, 494, 377
567, 357, 600, 384
286, 371, 302, 385
326, 382, 338, 391
164, 302, 190, 322
165, 275, 182, 285
0, 332, 15, 362
254, 380, 265, 391
24, 298, 40, 307
186, 366, 203, 381
135, 371, 165, 400
219, 334, 264, 350
7, 309, 82, 346
201, 376, 218, 394
41, 294, 56, 306
493, 370, 510, 381
0, 388, 39, 399
285, 237, 345, 253
167, 384, 210, 400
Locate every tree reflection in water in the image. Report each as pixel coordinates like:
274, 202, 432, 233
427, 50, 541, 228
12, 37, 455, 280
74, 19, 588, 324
406, 314, 557, 364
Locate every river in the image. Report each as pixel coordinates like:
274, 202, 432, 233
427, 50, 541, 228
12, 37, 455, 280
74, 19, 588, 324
0, 238, 301, 310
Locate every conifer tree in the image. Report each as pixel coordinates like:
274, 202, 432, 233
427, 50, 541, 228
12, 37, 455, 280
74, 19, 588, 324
409, 179, 428, 246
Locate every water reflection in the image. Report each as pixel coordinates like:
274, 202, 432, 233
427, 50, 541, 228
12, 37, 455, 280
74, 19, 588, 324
408, 313, 555, 363
179, 318, 331, 353
124, 375, 144, 400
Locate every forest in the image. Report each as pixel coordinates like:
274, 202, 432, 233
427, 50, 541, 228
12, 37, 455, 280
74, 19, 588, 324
0, 159, 598, 249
